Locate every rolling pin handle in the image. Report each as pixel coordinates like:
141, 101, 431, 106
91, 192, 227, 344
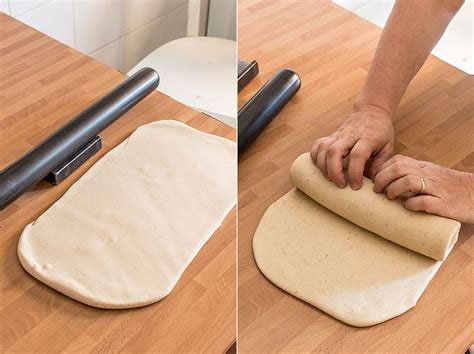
238, 68, 301, 155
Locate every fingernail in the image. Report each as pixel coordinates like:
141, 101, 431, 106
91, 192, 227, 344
352, 184, 360, 190
338, 182, 346, 188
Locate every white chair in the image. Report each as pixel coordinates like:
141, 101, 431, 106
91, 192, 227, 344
128, 37, 237, 127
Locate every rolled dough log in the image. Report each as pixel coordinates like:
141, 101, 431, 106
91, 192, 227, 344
253, 153, 460, 327
18, 120, 236, 309
290, 154, 460, 261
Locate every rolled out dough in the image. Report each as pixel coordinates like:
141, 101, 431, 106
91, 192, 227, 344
18, 120, 236, 309
253, 153, 460, 327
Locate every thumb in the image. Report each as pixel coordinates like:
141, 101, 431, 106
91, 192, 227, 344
403, 195, 442, 215
368, 144, 393, 180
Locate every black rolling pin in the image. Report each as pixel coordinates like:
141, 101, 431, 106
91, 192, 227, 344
238, 69, 301, 155
0, 67, 160, 210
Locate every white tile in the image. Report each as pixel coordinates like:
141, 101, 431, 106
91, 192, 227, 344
74, 0, 124, 54
168, 0, 187, 11
164, 2, 188, 42
0, 0, 9, 14
8, 0, 51, 16
90, 37, 124, 71
17, 0, 75, 47
123, 15, 166, 71
123, 0, 171, 34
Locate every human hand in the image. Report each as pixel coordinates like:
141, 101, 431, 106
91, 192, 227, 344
373, 155, 474, 223
310, 105, 394, 189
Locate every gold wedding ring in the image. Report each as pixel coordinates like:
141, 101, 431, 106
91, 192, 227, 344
419, 177, 426, 194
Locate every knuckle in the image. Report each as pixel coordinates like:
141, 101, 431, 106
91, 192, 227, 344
392, 154, 402, 161
315, 137, 326, 145
392, 162, 404, 174
405, 175, 415, 187
327, 146, 340, 157
318, 141, 330, 151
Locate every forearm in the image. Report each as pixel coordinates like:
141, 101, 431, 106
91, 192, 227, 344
355, 0, 464, 118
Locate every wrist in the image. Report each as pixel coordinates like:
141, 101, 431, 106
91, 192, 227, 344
461, 172, 474, 192
353, 102, 393, 121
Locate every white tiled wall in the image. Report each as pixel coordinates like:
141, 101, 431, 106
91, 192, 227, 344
164, 3, 188, 41
17, 0, 75, 48
1, 0, 190, 72
9, 0, 49, 16
0, 0, 9, 13
74, 0, 123, 55
123, 15, 167, 70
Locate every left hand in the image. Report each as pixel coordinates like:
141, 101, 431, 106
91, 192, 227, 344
373, 155, 474, 223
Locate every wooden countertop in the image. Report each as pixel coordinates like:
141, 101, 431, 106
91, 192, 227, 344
238, 0, 473, 352
0, 13, 235, 353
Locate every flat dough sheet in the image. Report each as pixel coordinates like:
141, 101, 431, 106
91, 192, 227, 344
18, 120, 236, 309
253, 153, 460, 327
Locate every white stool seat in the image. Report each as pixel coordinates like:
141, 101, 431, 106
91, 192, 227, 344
128, 37, 237, 127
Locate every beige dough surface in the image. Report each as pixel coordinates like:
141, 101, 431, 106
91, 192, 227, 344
253, 153, 460, 327
290, 154, 460, 261
18, 120, 236, 309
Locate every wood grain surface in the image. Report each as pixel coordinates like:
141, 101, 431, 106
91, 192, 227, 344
238, 1, 473, 352
0, 13, 235, 353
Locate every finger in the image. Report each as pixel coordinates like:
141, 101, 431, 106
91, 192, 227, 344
378, 154, 419, 173
317, 146, 330, 179
368, 144, 393, 180
310, 140, 322, 165
348, 140, 374, 189
326, 138, 356, 188
310, 136, 337, 168
373, 157, 416, 193
385, 174, 425, 200
403, 195, 443, 216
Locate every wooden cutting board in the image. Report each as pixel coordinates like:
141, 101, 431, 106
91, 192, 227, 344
238, 0, 473, 352
0, 13, 235, 353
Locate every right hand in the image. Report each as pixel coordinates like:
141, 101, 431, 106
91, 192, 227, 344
310, 104, 395, 189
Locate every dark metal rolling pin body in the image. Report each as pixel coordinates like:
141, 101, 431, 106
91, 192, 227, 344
238, 69, 301, 155
0, 67, 160, 210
